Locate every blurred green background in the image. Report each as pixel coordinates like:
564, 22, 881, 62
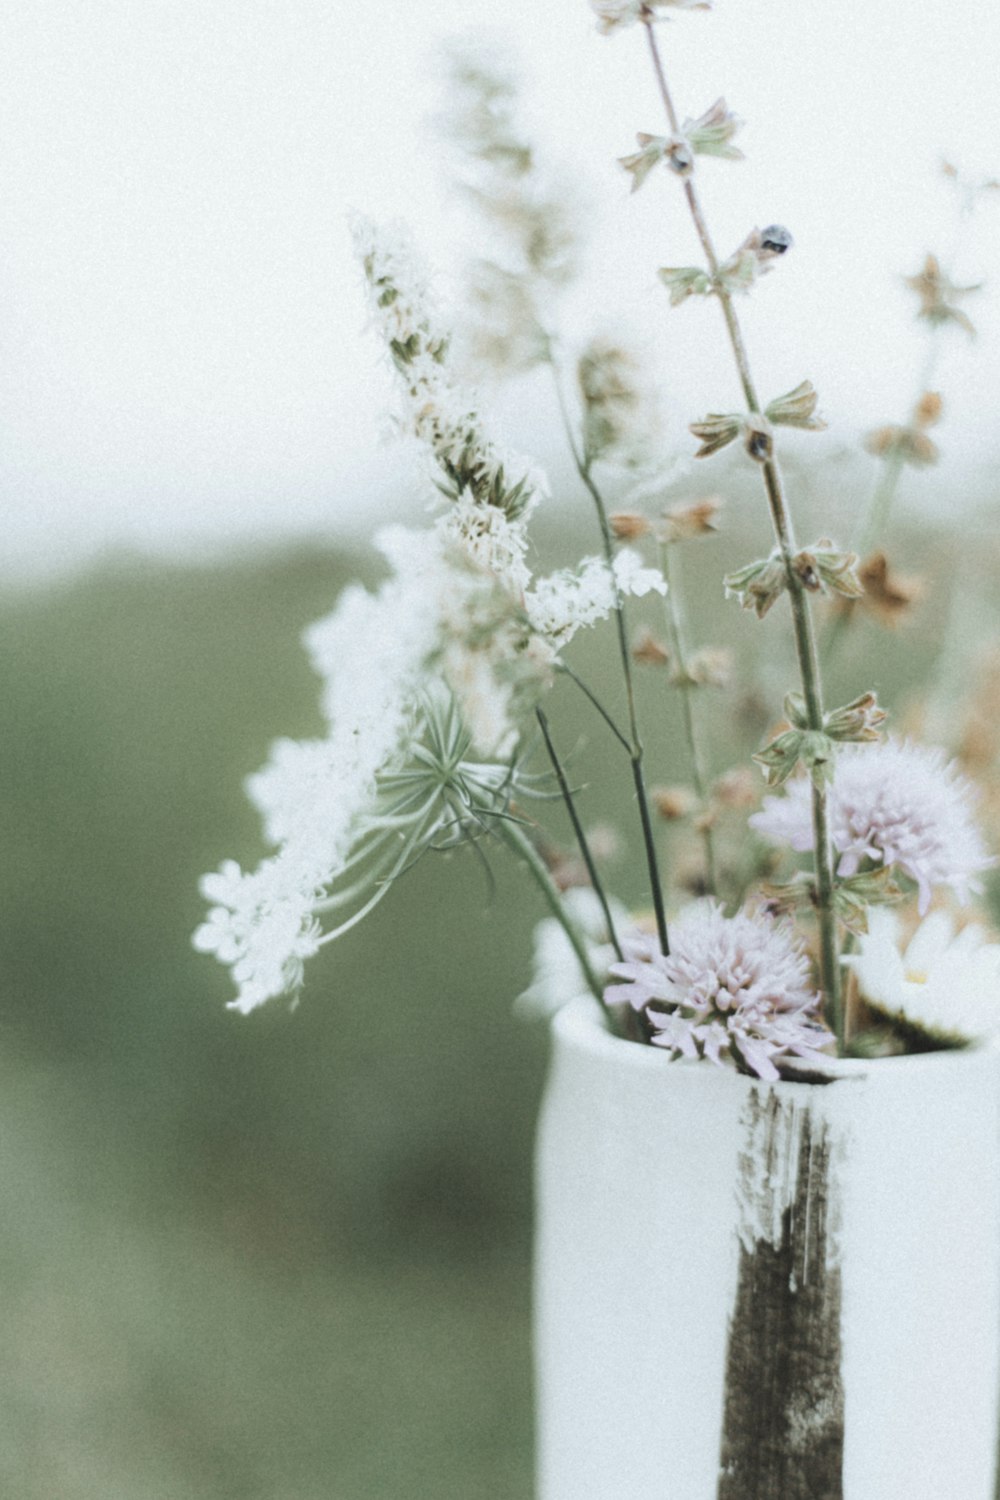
0, 498, 993, 1497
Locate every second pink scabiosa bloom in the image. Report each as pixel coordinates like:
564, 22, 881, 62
750, 738, 994, 913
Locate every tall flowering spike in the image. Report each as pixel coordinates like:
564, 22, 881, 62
604, 902, 832, 1081
750, 739, 995, 914
352, 215, 547, 520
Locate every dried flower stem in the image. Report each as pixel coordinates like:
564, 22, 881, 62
549, 358, 671, 955
642, 20, 842, 1041
857, 347, 939, 561
536, 706, 625, 961
495, 815, 605, 1004
656, 549, 719, 888
658, 541, 719, 895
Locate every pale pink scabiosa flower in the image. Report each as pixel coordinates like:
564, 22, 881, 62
604, 902, 833, 1081
750, 739, 995, 914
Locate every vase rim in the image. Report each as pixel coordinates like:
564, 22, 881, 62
552, 994, 999, 1084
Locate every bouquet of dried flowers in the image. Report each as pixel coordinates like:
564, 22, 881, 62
194, 0, 999, 1082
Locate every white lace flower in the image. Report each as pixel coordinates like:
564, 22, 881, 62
750, 739, 994, 914
193, 855, 324, 1015
526, 550, 666, 648
612, 548, 668, 599
605, 902, 832, 1080
844, 906, 1000, 1043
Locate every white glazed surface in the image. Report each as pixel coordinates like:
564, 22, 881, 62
534, 998, 1000, 1500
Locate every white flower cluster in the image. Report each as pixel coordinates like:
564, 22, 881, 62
526, 549, 667, 648
195, 531, 442, 1014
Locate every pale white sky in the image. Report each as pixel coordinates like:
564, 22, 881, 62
2, 0, 998, 580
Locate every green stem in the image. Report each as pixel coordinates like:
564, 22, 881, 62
659, 542, 719, 896
496, 816, 605, 1006
642, 20, 842, 1042
557, 664, 632, 755
536, 708, 624, 962
548, 358, 671, 956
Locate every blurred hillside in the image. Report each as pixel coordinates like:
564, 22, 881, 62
0, 507, 995, 1495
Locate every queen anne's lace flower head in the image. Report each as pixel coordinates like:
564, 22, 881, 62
604, 902, 832, 1080
750, 739, 994, 914
844, 906, 1000, 1043
526, 549, 666, 648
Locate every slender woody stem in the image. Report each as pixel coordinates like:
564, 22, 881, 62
495, 816, 605, 1005
642, 20, 842, 1042
549, 358, 671, 955
536, 707, 624, 961
659, 542, 719, 896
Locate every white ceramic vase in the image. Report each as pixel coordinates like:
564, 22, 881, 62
534, 997, 1000, 1500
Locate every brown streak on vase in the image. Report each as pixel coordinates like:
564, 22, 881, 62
717, 1090, 845, 1500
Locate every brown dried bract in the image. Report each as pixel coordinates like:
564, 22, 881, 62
652, 785, 698, 820
857, 551, 923, 626
632, 629, 671, 666
660, 495, 722, 542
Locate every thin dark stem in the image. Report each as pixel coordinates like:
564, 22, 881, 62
642, 19, 842, 1041
548, 359, 671, 955
536, 707, 624, 962
557, 663, 632, 755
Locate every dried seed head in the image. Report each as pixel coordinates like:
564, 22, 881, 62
905, 253, 980, 336
684, 646, 732, 688
632, 628, 671, 666
864, 424, 939, 467
857, 551, 923, 626
660, 495, 722, 541
610, 510, 652, 540
652, 785, 699, 820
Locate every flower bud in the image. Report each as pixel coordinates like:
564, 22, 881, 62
758, 224, 793, 258
742, 414, 774, 462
